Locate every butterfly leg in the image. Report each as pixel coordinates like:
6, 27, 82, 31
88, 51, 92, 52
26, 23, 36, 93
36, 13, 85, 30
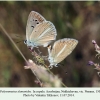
36, 47, 48, 60
42, 55, 48, 60
36, 47, 42, 55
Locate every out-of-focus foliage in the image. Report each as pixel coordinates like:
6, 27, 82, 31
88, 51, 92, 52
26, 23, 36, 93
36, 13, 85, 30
0, 1, 100, 87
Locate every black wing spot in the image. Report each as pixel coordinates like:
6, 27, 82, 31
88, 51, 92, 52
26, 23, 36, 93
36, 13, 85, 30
37, 22, 39, 24
31, 26, 34, 28
35, 19, 37, 21
35, 31, 37, 32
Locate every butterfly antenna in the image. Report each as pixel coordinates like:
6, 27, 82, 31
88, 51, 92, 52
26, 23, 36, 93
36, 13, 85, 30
16, 40, 24, 43
0, 24, 28, 64
15, 34, 23, 38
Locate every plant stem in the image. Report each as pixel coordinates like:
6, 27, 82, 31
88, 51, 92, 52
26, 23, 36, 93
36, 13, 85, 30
0, 24, 42, 87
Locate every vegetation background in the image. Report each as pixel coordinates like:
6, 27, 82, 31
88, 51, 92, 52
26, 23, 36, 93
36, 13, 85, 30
0, 1, 100, 87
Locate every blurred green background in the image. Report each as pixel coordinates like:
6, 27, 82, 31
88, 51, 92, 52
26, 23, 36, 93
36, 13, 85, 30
0, 1, 100, 87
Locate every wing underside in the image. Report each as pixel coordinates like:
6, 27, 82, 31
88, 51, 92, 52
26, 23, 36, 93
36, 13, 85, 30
30, 21, 57, 46
50, 38, 78, 64
26, 11, 46, 40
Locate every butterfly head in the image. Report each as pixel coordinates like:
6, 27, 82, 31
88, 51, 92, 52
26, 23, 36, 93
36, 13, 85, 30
24, 40, 27, 44
24, 40, 31, 46
24, 40, 32, 46
24, 40, 36, 50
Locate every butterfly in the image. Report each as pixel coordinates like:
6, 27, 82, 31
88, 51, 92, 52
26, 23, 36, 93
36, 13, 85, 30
24, 11, 57, 50
47, 38, 78, 68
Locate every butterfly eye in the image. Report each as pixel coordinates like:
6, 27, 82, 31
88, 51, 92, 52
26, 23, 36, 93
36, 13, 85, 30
24, 40, 27, 44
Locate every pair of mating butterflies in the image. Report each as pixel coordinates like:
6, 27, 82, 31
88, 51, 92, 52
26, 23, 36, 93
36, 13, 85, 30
25, 11, 78, 68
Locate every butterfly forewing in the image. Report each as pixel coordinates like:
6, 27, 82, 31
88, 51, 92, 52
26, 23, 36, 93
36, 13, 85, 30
50, 38, 78, 64
26, 11, 46, 41
30, 21, 57, 47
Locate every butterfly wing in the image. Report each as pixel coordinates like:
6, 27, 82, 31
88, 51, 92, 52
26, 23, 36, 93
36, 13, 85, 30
26, 11, 46, 41
30, 21, 57, 47
50, 38, 78, 64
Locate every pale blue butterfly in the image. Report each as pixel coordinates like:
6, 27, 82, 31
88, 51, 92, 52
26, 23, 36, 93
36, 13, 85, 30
24, 11, 57, 50
47, 38, 78, 68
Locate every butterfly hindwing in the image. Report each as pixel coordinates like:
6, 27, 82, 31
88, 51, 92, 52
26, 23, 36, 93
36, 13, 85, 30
29, 21, 57, 47
49, 38, 78, 64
